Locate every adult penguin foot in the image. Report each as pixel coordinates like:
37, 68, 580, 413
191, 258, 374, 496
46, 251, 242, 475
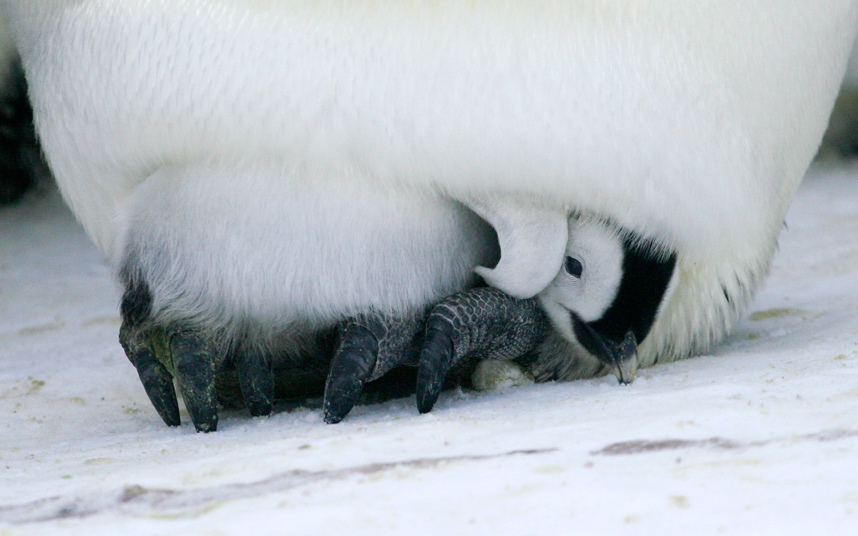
119, 278, 223, 433
323, 314, 424, 424
416, 287, 550, 414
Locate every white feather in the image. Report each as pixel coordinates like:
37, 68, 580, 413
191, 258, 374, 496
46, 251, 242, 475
2, 0, 856, 366
467, 196, 567, 299
115, 163, 496, 346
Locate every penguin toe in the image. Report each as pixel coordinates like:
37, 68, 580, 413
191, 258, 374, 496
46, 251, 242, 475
234, 348, 274, 418
120, 325, 181, 427
119, 277, 224, 432
324, 314, 423, 423
170, 329, 221, 432
416, 287, 549, 413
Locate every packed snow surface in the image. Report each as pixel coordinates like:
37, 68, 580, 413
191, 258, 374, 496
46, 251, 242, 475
1, 163, 857, 535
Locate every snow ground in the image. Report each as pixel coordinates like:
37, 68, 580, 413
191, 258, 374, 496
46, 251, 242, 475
0, 162, 857, 535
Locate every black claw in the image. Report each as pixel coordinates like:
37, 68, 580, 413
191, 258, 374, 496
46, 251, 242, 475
236, 351, 274, 417
416, 319, 455, 414
130, 343, 180, 427
323, 324, 379, 424
171, 331, 219, 433
415, 287, 550, 414
119, 270, 182, 425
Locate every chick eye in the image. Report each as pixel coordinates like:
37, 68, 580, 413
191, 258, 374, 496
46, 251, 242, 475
564, 256, 583, 278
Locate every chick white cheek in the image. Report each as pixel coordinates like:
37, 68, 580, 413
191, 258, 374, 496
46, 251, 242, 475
554, 219, 626, 321
553, 272, 584, 305
537, 290, 577, 342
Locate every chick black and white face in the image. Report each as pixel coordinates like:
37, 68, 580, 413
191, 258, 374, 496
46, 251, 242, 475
538, 218, 677, 382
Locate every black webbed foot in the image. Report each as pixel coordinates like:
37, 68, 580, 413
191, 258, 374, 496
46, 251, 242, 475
323, 314, 423, 424
416, 287, 550, 413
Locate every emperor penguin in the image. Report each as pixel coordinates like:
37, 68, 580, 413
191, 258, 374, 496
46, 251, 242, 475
2, 1, 856, 430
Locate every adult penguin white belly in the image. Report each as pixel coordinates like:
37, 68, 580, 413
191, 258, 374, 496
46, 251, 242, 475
2, 1, 856, 429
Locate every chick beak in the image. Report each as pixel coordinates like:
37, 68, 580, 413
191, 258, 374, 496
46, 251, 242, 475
574, 320, 639, 384
611, 330, 639, 384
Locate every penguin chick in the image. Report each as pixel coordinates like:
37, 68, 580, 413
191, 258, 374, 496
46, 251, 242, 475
411, 215, 676, 413
533, 217, 676, 383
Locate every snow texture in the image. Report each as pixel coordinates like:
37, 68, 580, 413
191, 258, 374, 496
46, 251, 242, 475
1, 162, 857, 535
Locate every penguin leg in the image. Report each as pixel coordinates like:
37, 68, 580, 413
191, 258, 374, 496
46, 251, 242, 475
323, 314, 423, 424
416, 287, 550, 414
119, 278, 223, 433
